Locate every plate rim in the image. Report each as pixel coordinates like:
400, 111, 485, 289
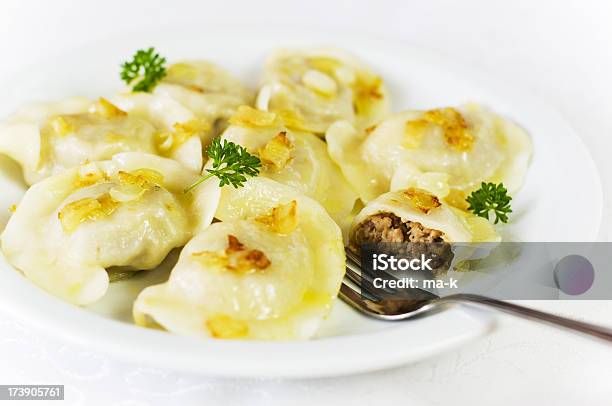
0, 263, 496, 378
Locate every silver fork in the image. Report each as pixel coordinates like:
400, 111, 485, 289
340, 247, 612, 343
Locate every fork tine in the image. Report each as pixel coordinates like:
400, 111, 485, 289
343, 254, 383, 301
347, 246, 395, 282
345, 250, 402, 296
345, 247, 361, 266
339, 280, 377, 315
344, 254, 398, 299
344, 256, 362, 286
341, 246, 442, 319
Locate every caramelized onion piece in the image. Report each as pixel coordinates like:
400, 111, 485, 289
403, 188, 441, 214
259, 131, 293, 171
255, 200, 298, 234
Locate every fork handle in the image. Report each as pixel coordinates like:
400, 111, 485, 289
442, 294, 612, 343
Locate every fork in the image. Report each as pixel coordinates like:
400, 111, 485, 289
340, 247, 612, 343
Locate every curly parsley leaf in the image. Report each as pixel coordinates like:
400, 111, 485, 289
466, 182, 513, 224
184, 138, 261, 192
120, 47, 167, 92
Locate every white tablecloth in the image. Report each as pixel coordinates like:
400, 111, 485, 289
0, 0, 611, 404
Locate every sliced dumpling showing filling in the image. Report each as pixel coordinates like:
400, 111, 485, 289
0, 97, 203, 184
220, 106, 358, 235
256, 47, 390, 135
151, 60, 253, 144
328, 104, 532, 207
350, 188, 499, 277
1, 153, 220, 305
349, 188, 501, 277
351, 188, 499, 244
133, 178, 345, 340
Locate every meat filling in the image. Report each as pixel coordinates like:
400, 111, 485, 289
352, 212, 446, 245
351, 212, 453, 278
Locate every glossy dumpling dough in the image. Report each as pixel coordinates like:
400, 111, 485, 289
1, 153, 219, 305
328, 104, 532, 207
151, 60, 254, 144
0, 97, 203, 184
133, 177, 345, 340
220, 106, 358, 234
108, 92, 205, 173
256, 48, 390, 135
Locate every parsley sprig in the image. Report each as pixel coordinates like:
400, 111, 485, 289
185, 138, 261, 193
466, 182, 513, 224
120, 47, 167, 92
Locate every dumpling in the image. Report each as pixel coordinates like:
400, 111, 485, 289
108, 92, 205, 172
220, 106, 358, 234
256, 48, 390, 135
349, 188, 499, 277
327, 104, 532, 208
350, 187, 499, 246
133, 177, 345, 340
151, 60, 254, 143
0, 97, 203, 184
1, 153, 219, 305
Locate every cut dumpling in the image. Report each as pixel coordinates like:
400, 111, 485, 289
328, 104, 532, 208
349, 188, 499, 276
350, 188, 499, 246
1, 153, 220, 305
133, 178, 345, 340
220, 106, 358, 234
151, 60, 253, 144
0, 97, 203, 184
256, 48, 390, 135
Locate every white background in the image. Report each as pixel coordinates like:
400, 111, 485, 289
0, 0, 611, 404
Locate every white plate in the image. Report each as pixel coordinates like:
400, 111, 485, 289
0, 27, 602, 378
